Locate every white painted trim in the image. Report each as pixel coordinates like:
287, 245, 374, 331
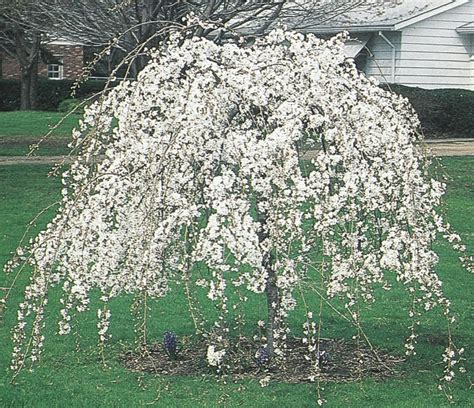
46, 37, 84, 46
303, 25, 395, 34
456, 22, 474, 33
48, 40, 83, 46
394, 0, 470, 30
471, 54, 474, 90
47, 56, 64, 80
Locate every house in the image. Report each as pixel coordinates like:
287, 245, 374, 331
2, 1, 472, 89
0, 40, 84, 81
305, 0, 474, 90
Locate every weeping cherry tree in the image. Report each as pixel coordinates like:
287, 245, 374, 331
5, 30, 469, 392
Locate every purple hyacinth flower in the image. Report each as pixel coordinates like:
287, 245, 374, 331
163, 331, 178, 359
255, 346, 270, 366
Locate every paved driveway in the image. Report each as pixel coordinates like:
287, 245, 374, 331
424, 138, 474, 157
0, 139, 473, 166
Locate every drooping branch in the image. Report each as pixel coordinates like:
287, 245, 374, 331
5, 31, 467, 401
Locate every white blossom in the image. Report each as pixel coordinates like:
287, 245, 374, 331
206, 345, 226, 367
6, 30, 468, 387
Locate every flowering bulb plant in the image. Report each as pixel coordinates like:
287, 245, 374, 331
255, 346, 270, 366
163, 331, 179, 360
4, 29, 469, 397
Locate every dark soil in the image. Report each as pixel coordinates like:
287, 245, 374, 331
120, 337, 403, 384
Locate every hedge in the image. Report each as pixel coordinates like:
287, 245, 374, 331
385, 85, 474, 139
1, 80, 472, 138
0, 79, 108, 112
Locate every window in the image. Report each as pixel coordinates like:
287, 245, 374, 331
354, 51, 369, 73
48, 57, 64, 79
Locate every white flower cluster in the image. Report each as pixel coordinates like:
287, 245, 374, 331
6, 30, 466, 380
206, 345, 226, 367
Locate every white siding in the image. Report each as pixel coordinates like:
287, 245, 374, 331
364, 32, 402, 83
471, 32, 474, 90
397, 0, 474, 89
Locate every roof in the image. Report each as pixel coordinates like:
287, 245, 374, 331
48, 40, 84, 46
300, 0, 470, 33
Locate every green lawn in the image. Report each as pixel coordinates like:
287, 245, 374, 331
0, 158, 473, 407
0, 111, 79, 156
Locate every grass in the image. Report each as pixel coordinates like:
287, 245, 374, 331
0, 111, 79, 156
0, 158, 473, 407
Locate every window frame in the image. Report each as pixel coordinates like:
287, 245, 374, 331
47, 56, 64, 80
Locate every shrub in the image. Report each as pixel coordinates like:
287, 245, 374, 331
385, 85, 474, 138
0, 80, 21, 111
58, 98, 85, 114
0, 79, 108, 111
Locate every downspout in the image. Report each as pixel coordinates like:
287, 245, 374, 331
378, 31, 396, 83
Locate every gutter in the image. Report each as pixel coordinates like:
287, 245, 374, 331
378, 31, 396, 83
303, 24, 395, 35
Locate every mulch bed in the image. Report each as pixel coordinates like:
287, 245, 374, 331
120, 336, 403, 384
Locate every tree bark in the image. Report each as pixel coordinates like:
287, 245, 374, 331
29, 58, 38, 110
257, 209, 280, 357
264, 257, 280, 356
20, 71, 32, 110
15, 31, 41, 110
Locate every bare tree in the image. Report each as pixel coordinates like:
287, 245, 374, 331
11, 1, 403, 77
0, 0, 43, 109
1, 1, 404, 108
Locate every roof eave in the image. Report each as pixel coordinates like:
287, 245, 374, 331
301, 25, 396, 34
394, 0, 470, 30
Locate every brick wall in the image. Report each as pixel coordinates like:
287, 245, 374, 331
38, 44, 84, 80
1, 53, 22, 79
1, 43, 84, 80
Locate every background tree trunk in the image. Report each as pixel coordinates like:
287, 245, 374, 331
29, 58, 38, 109
15, 31, 40, 110
20, 70, 32, 110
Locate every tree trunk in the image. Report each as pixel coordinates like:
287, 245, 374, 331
20, 71, 32, 111
15, 31, 41, 111
257, 209, 280, 357
29, 59, 39, 110
264, 258, 280, 356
